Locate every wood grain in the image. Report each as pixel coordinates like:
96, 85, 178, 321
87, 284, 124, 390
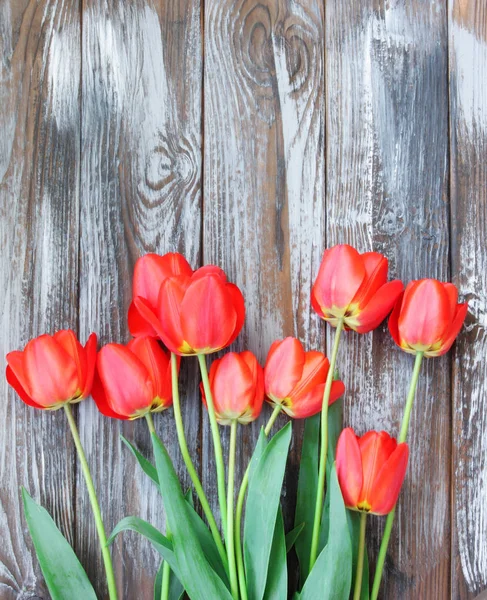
79, 0, 202, 597
325, 1, 451, 597
450, 1, 487, 597
0, 1, 80, 598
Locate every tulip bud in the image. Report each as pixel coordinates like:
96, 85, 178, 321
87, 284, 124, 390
388, 278, 468, 357
200, 351, 264, 425
336, 428, 409, 516
264, 337, 345, 419
6, 330, 97, 410
311, 244, 403, 333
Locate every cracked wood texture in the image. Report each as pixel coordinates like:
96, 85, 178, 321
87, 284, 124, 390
0, 1, 485, 598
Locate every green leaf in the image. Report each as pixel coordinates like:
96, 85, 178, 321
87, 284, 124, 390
300, 464, 352, 600
154, 562, 163, 600
348, 512, 370, 600
21, 488, 97, 600
151, 433, 232, 600
244, 422, 292, 600
263, 508, 287, 600
285, 522, 305, 553
326, 398, 343, 475
121, 435, 158, 484
154, 560, 185, 600
294, 414, 319, 582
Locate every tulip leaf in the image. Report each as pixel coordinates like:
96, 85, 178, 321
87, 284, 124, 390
244, 422, 292, 600
348, 511, 370, 600
151, 433, 233, 600
154, 562, 163, 600
285, 522, 305, 553
21, 488, 97, 600
154, 561, 185, 600
294, 413, 319, 583
263, 508, 287, 600
326, 398, 343, 475
300, 464, 352, 600
121, 435, 158, 485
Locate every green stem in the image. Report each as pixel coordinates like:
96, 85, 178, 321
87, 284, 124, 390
227, 421, 239, 600
309, 319, 344, 570
145, 412, 156, 435
370, 351, 424, 600
170, 353, 228, 570
353, 513, 367, 600
198, 354, 228, 532
64, 404, 118, 600
235, 405, 282, 600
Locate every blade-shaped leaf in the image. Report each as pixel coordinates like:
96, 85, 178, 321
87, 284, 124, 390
244, 422, 292, 600
300, 464, 352, 600
22, 488, 97, 600
121, 435, 158, 484
348, 511, 370, 600
294, 414, 319, 582
286, 522, 305, 554
263, 508, 287, 600
154, 562, 163, 600
154, 560, 185, 600
151, 433, 232, 600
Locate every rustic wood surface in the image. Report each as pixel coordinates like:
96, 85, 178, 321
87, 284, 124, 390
0, 1, 485, 599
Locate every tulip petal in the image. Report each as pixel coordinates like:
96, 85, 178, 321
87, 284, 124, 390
6, 365, 44, 409
444, 283, 459, 320
336, 428, 363, 509
180, 275, 237, 353
127, 337, 171, 402
6, 350, 32, 398
133, 253, 193, 308
157, 275, 191, 353
358, 431, 397, 507
388, 292, 404, 347
370, 443, 409, 515
264, 337, 306, 400
240, 351, 265, 419
329, 379, 346, 403
289, 352, 328, 400
91, 369, 129, 420
224, 283, 246, 346
350, 253, 388, 309
128, 298, 159, 338
353, 279, 404, 333
81, 333, 98, 398
435, 302, 468, 356
192, 265, 227, 282
212, 353, 254, 419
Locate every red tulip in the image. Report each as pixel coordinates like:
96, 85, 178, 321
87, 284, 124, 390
92, 336, 173, 420
336, 428, 409, 515
264, 337, 345, 418
130, 264, 245, 356
6, 330, 97, 410
128, 252, 193, 338
311, 244, 403, 333
388, 278, 468, 357
200, 351, 264, 425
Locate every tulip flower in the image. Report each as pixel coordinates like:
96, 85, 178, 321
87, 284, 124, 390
388, 278, 468, 357
311, 244, 403, 333
264, 337, 345, 418
6, 330, 97, 410
200, 351, 264, 425
92, 336, 173, 420
336, 428, 409, 516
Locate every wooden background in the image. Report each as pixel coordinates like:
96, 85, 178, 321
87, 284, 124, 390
0, 0, 485, 598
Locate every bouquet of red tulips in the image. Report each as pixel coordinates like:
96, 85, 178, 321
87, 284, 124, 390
6, 244, 468, 600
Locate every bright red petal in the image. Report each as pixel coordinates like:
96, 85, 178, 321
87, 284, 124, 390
6, 350, 32, 398
336, 428, 363, 509
127, 337, 171, 402
133, 253, 193, 308
264, 337, 305, 400
436, 302, 469, 356
354, 280, 404, 333
284, 385, 323, 418
443, 283, 459, 321
351, 253, 388, 309
192, 265, 227, 282
157, 275, 190, 353
358, 431, 397, 507
81, 333, 98, 398
91, 368, 129, 420
289, 351, 328, 400
370, 443, 409, 515
329, 379, 346, 403
128, 298, 160, 338
6, 365, 44, 409
53, 330, 85, 392
388, 292, 404, 347
212, 352, 254, 418
241, 351, 264, 419
224, 283, 245, 346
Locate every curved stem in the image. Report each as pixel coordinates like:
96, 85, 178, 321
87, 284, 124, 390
64, 404, 118, 600
235, 405, 282, 600
145, 412, 156, 435
227, 421, 239, 599
370, 351, 424, 600
198, 354, 228, 532
170, 353, 228, 570
353, 513, 367, 600
309, 319, 344, 570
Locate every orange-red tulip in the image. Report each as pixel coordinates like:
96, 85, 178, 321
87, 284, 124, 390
388, 278, 468, 357
336, 428, 409, 515
131, 264, 245, 356
200, 351, 264, 425
264, 337, 345, 418
92, 336, 173, 420
311, 244, 403, 333
6, 330, 97, 410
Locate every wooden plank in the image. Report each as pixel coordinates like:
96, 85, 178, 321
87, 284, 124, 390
325, 2, 451, 598
0, 1, 80, 597
450, 1, 487, 597
203, 0, 326, 582
79, 0, 202, 596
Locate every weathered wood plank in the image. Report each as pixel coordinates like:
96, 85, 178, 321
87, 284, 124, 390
0, 1, 80, 597
203, 0, 325, 584
79, 0, 202, 596
325, 2, 451, 597
449, 1, 487, 597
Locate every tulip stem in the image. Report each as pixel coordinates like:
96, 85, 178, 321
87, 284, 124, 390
370, 351, 424, 600
353, 512, 367, 600
309, 318, 344, 571
227, 421, 239, 600
170, 353, 228, 570
145, 412, 156, 435
198, 354, 228, 535
64, 404, 118, 600
235, 405, 282, 600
